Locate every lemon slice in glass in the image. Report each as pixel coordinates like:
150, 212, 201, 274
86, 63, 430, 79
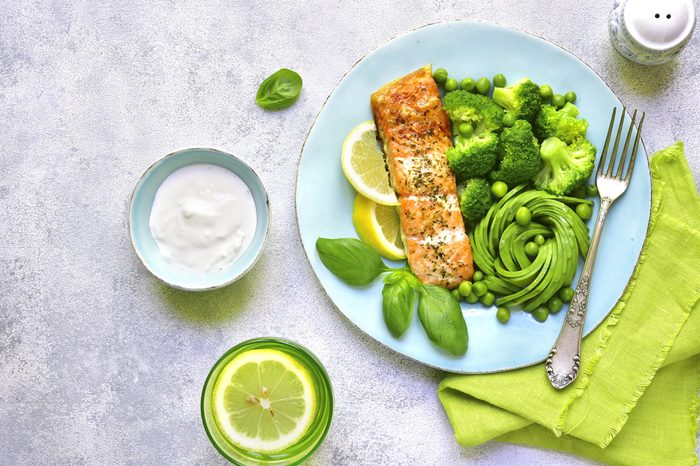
353, 194, 406, 260
341, 120, 399, 206
212, 349, 317, 454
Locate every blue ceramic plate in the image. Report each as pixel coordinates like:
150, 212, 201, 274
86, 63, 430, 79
296, 21, 650, 373
129, 148, 270, 291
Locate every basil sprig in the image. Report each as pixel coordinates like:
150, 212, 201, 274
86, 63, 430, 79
316, 238, 391, 285
316, 237, 468, 355
418, 285, 468, 356
255, 68, 302, 110
382, 270, 420, 338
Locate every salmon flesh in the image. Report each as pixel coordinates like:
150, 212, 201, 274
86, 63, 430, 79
370, 65, 474, 288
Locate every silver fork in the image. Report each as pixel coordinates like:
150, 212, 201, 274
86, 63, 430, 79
545, 107, 645, 389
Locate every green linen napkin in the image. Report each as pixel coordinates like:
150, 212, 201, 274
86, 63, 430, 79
438, 142, 700, 466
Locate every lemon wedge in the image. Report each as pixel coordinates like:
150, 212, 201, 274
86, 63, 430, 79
341, 120, 398, 206
353, 194, 406, 260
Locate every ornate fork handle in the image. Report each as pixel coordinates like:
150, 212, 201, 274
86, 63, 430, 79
546, 197, 612, 389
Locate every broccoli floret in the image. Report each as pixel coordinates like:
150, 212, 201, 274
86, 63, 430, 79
443, 90, 504, 134
446, 132, 498, 181
490, 120, 543, 186
534, 103, 588, 143
492, 78, 541, 121
533, 137, 597, 195
459, 178, 492, 225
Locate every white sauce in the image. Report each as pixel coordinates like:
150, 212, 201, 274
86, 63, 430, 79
149, 164, 257, 274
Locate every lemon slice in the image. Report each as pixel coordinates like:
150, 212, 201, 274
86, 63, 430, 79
212, 349, 317, 454
341, 120, 399, 206
353, 194, 406, 260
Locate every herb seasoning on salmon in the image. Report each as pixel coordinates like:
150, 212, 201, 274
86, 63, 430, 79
370, 65, 474, 288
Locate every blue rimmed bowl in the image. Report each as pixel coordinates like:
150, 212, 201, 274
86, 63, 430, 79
129, 148, 270, 291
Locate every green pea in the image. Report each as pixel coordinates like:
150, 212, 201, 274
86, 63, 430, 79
534, 234, 545, 246
491, 181, 508, 198
445, 78, 458, 92
565, 91, 577, 103
473, 271, 484, 282
515, 206, 532, 226
502, 113, 516, 127
433, 68, 448, 84
586, 184, 598, 197
460, 77, 476, 92
458, 280, 473, 297
496, 306, 511, 324
539, 84, 553, 99
559, 287, 575, 302
476, 77, 490, 95
458, 122, 474, 137
465, 292, 479, 303
548, 297, 563, 313
552, 94, 566, 108
525, 242, 539, 256
451, 288, 462, 302
480, 292, 495, 306
493, 73, 506, 87
532, 306, 549, 322
472, 281, 488, 297
576, 203, 593, 220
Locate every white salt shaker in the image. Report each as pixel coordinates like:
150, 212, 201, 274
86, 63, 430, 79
609, 0, 696, 65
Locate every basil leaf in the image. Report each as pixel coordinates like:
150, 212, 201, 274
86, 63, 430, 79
316, 238, 390, 286
401, 269, 424, 291
255, 68, 302, 110
383, 270, 405, 285
382, 275, 417, 337
417, 284, 468, 355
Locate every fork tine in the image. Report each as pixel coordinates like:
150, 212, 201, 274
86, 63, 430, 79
615, 109, 637, 179
624, 112, 645, 184
597, 108, 617, 178
605, 107, 626, 177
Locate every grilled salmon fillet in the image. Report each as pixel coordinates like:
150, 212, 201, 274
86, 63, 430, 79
370, 65, 474, 288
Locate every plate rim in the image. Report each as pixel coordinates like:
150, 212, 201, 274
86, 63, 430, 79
294, 19, 652, 374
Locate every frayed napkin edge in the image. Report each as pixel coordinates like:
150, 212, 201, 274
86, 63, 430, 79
553, 172, 666, 441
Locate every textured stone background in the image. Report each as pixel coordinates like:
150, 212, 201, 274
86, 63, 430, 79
1, 1, 698, 465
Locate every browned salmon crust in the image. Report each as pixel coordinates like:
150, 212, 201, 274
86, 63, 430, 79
370, 65, 474, 288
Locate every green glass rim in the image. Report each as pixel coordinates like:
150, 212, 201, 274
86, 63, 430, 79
200, 337, 334, 465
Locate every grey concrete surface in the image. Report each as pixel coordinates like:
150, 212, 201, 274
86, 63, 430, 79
1, 1, 698, 465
